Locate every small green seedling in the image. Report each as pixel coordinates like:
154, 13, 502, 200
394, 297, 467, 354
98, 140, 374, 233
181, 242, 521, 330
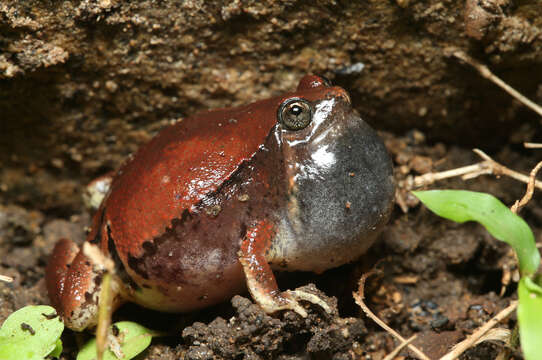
0, 305, 155, 360
77, 321, 155, 360
0, 305, 64, 360
414, 190, 542, 360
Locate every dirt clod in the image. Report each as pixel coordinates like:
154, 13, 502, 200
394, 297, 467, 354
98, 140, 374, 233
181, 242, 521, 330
182, 286, 359, 359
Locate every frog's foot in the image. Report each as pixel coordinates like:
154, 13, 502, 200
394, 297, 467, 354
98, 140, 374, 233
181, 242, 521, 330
252, 289, 309, 318
46, 239, 114, 331
254, 289, 332, 318
288, 289, 332, 314
238, 221, 332, 318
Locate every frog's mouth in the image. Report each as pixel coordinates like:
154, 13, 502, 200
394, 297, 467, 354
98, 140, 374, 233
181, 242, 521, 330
269, 97, 395, 273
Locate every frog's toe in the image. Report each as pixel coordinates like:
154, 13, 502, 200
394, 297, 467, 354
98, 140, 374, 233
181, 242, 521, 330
280, 293, 308, 318
287, 289, 332, 314
257, 289, 333, 318
255, 291, 308, 318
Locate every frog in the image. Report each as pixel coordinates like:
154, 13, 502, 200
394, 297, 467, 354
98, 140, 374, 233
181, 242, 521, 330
45, 75, 395, 331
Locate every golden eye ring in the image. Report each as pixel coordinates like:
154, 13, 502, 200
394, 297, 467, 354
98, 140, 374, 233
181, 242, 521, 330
278, 98, 313, 131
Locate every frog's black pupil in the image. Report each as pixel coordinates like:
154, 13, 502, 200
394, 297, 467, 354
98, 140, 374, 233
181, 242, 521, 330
290, 105, 303, 116
278, 98, 312, 130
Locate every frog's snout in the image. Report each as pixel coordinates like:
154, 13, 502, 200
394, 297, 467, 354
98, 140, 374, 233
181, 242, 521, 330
325, 87, 351, 104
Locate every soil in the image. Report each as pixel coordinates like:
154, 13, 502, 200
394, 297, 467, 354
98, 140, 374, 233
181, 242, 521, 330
1, 1, 541, 359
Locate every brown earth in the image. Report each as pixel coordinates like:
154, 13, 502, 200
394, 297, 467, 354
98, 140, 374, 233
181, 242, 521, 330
1, 1, 541, 359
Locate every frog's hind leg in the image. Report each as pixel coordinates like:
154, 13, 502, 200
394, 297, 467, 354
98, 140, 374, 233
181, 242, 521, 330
45, 238, 80, 311
46, 239, 107, 331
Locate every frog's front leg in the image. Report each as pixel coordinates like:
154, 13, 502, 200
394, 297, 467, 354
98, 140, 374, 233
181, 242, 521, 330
238, 220, 331, 317
46, 239, 111, 331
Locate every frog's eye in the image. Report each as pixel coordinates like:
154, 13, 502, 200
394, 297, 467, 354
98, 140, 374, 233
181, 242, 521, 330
278, 98, 313, 131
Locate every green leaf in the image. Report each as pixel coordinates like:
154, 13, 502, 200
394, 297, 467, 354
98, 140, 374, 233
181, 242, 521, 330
0, 305, 64, 360
518, 277, 542, 360
77, 321, 153, 360
50, 338, 63, 358
413, 190, 540, 276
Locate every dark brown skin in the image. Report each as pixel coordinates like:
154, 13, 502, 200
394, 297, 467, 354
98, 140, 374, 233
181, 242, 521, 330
46, 75, 395, 331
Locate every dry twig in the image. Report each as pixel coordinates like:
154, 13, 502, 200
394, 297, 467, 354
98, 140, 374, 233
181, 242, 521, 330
0, 274, 13, 282
439, 301, 517, 360
474, 328, 511, 345
499, 160, 542, 295
383, 335, 417, 360
524, 142, 542, 149
472, 149, 542, 190
82, 243, 116, 360
353, 272, 431, 360
511, 161, 542, 213
410, 162, 491, 188
407, 149, 542, 192
452, 50, 542, 119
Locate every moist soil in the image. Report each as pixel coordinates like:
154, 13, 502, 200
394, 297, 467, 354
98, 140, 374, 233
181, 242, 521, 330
1, 131, 539, 359
1, 1, 542, 359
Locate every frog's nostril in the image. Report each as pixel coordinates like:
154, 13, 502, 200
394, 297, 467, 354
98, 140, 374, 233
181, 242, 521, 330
339, 91, 351, 104
326, 88, 351, 104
